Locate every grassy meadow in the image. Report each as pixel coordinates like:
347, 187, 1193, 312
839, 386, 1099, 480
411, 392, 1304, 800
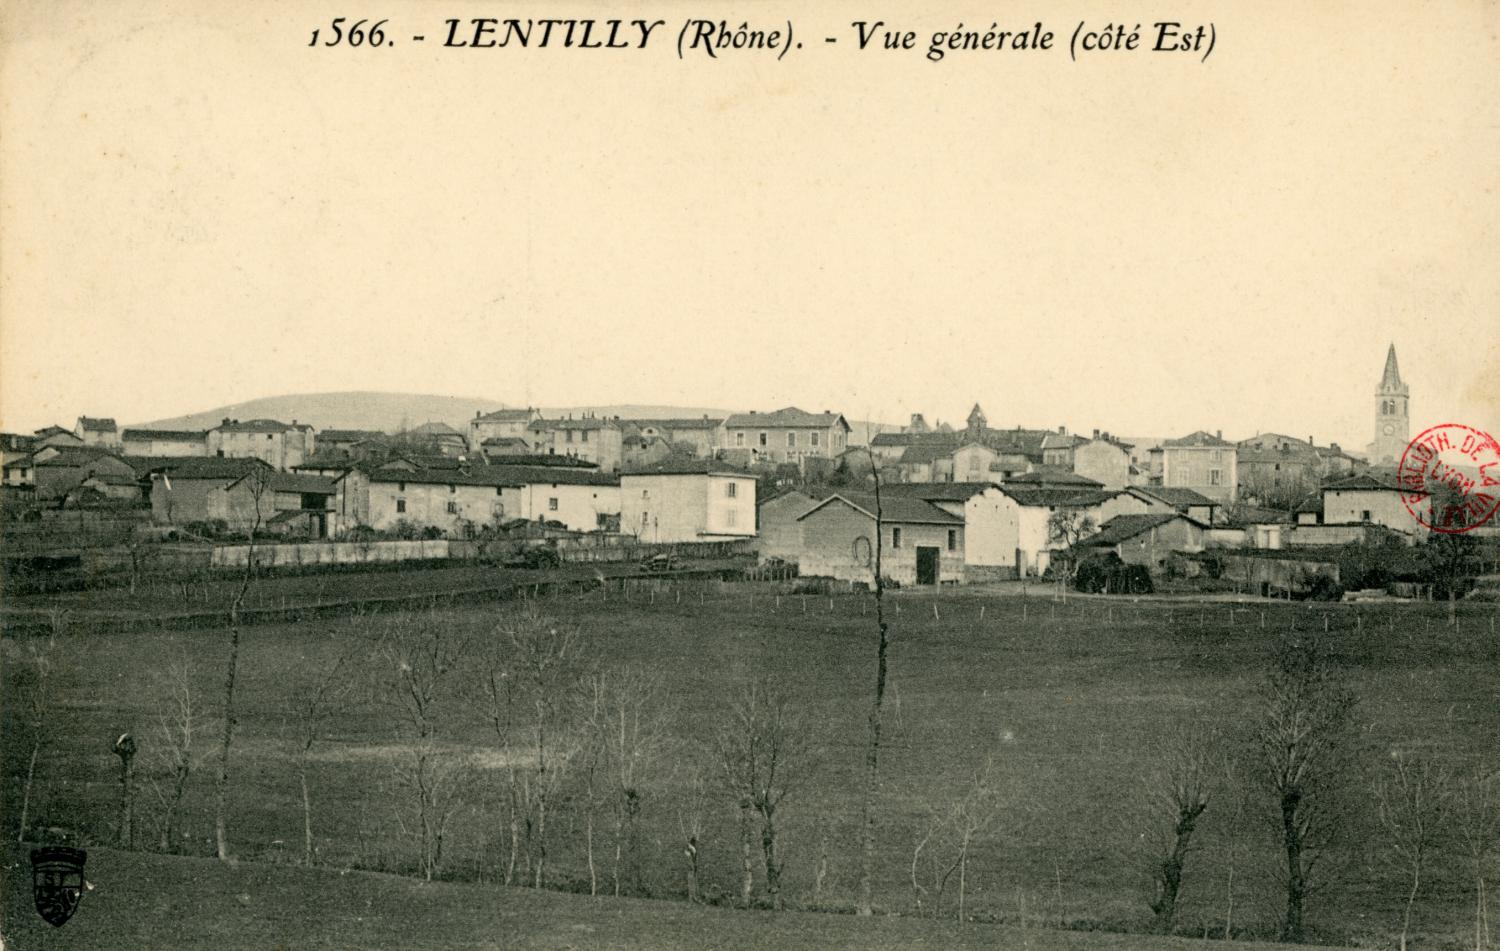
3, 580, 1496, 948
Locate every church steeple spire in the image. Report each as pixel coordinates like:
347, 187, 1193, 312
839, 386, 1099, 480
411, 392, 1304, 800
1379, 343, 1406, 394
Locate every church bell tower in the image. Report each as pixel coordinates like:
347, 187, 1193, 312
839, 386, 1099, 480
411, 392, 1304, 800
1370, 344, 1409, 464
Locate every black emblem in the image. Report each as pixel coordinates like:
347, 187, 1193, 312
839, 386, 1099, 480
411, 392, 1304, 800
31, 845, 87, 927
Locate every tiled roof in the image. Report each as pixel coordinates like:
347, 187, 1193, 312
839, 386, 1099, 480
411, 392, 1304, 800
1082, 513, 1190, 547
884, 482, 1000, 501
1005, 468, 1103, 487
1001, 487, 1124, 507
122, 429, 209, 442
0, 433, 37, 452
213, 418, 310, 433
1040, 433, 1087, 451
1133, 486, 1218, 509
797, 492, 962, 525
474, 408, 536, 422
480, 437, 531, 448
408, 421, 464, 437
149, 457, 275, 480
1163, 431, 1235, 449
898, 444, 952, 465
33, 425, 72, 438
1227, 505, 1296, 526
627, 418, 725, 430
318, 429, 386, 443
622, 459, 752, 477
270, 473, 337, 495
480, 453, 597, 469
33, 446, 121, 467
78, 416, 118, 432
369, 465, 618, 488
724, 407, 848, 430
1325, 473, 1404, 492
529, 417, 620, 431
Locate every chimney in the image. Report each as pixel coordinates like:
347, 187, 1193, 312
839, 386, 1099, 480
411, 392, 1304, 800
1092, 428, 1100, 439
1216, 429, 1222, 440
1058, 425, 1067, 435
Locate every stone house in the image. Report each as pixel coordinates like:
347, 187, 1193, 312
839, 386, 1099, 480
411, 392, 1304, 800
74, 416, 122, 449
1077, 513, 1207, 571
121, 429, 209, 457
619, 460, 756, 543
468, 408, 540, 449
755, 489, 822, 564
1150, 430, 1238, 503
207, 418, 315, 470
528, 415, 625, 472
796, 492, 964, 586
720, 407, 850, 468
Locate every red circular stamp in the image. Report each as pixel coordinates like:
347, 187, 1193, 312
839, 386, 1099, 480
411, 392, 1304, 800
1397, 424, 1500, 533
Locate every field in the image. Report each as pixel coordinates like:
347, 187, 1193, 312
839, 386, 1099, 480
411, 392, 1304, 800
3, 579, 1496, 948
0, 844, 1335, 951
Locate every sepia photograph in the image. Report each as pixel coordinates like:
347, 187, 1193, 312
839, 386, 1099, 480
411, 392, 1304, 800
1, 2, 1497, 949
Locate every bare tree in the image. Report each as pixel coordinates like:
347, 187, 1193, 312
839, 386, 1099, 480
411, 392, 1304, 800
677, 769, 710, 904
144, 657, 200, 853
291, 648, 350, 866
857, 446, 889, 916
1046, 507, 1096, 596
1138, 724, 1220, 934
497, 607, 582, 888
214, 463, 271, 862
713, 678, 808, 910
1252, 632, 1358, 943
1376, 753, 1451, 951
582, 665, 671, 897
1453, 767, 1498, 951
377, 613, 471, 881
909, 757, 1005, 923
11, 633, 60, 843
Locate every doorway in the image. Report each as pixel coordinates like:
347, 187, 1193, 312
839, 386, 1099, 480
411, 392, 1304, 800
916, 546, 940, 585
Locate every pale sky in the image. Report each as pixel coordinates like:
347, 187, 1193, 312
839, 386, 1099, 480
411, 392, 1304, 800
2, 0, 1496, 449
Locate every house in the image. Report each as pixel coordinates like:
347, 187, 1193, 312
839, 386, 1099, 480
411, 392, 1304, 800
30, 446, 136, 499
720, 407, 850, 468
401, 421, 469, 458
2, 455, 35, 488
1040, 430, 1087, 468
897, 443, 954, 484
528, 415, 625, 472
1127, 486, 1222, 524
74, 416, 122, 448
33, 425, 84, 448
997, 486, 1156, 577
335, 463, 621, 536
468, 408, 540, 449
619, 460, 757, 543
796, 492, 965, 586
1077, 513, 1207, 571
621, 434, 675, 471
755, 489, 822, 564
121, 428, 209, 457
626, 418, 725, 458
315, 429, 388, 458
1150, 431, 1238, 503
1320, 473, 1420, 535
1072, 433, 1134, 489
148, 457, 331, 534
884, 482, 1015, 582
479, 437, 533, 461
207, 419, 315, 470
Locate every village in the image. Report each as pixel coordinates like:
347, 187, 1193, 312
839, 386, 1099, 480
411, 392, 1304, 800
2, 345, 1490, 602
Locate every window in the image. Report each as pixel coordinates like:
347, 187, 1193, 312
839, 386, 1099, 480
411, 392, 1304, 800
1211, 450, 1222, 462
758, 432, 768, 447
787, 432, 797, 448
581, 430, 589, 443
947, 529, 957, 551
735, 432, 745, 447
1361, 509, 1372, 521
566, 430, 575, 444
892, 527, 902, 549
396, 499, 406, 513
266, 434, 273, 441
548, 497, 559, 511
725, 482, 737, 498
449, 484, 456, 493
811, 432, 821, 447
1209, 469, 1222, 486
398, 482, 406, 492
496, 487, 503, 496
727, 509, 737, 527
446, 501, 457, 514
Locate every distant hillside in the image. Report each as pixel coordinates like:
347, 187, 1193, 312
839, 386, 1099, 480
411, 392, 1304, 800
134, 392, 734, 434
135, 391, 891, 444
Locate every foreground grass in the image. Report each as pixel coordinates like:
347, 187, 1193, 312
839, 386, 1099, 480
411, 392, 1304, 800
3, 583, 1496, 947
0, 845, 1335, 951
